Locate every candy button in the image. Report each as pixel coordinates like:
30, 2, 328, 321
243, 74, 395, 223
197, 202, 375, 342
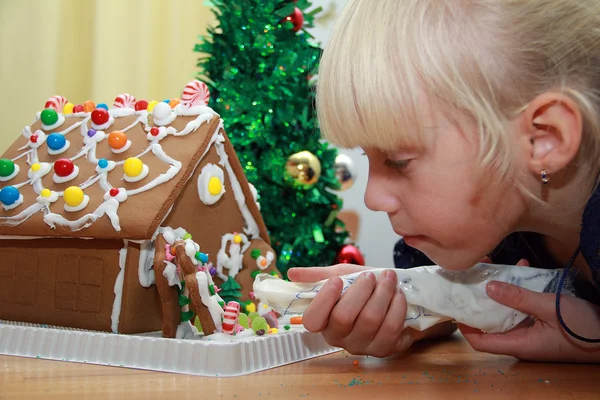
87, 129, 97, 138
83, 100, 96, 112
73, 104, 84, 113
0, 159, 15, 178
40, 108, 58, 126
41, 189, 51, 198
208, 176, 223, 196
91, 108, 109, 126
233, 234, 242, 244
0, 186, 20, 206
97, 103, 109, 110
30, 135, 38, 143
63, 103, 75, 114
109, 188, 119, 197
108, 131, 128, 150
195, 252, 209, 263
123, 157, 143, 177
64, 186, 84, 207
98, 158, 109, 169
47, 133, 66, 151
147, 100, 159, 113
135, 100, 148, 111
31, 163, 41, 172
169, 98, 180, 108
150, 127, 159, 136
54, 159, 74, 177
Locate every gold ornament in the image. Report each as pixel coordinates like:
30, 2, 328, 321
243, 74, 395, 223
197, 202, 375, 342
334, 154, 357, 191
285, 151, 321, 186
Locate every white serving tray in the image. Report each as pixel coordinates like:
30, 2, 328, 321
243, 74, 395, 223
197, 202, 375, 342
0, 320, 340, 377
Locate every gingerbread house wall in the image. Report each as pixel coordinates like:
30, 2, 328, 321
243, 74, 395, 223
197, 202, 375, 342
0, 238, 123, 331
161, 131, 278, 304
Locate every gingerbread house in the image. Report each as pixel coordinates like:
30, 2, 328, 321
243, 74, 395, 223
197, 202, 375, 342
0, 81, 278, 338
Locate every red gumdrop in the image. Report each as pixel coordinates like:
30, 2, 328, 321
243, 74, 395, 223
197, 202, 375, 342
73, 104, 85, 113
135, 100, 149, 111
109, 188, 119, 197
150, 127, 159, 136
30, 135, 38, 143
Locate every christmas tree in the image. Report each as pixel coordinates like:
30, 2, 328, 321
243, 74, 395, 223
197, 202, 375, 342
195, 0, 350, 278
219, 276, 243, 305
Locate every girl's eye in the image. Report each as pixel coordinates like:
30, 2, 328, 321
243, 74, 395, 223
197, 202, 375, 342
384, 159, 411, 171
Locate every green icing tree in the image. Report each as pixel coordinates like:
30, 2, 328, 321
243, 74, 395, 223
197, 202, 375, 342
219, 276, 243, 305
195, 0, 349, 278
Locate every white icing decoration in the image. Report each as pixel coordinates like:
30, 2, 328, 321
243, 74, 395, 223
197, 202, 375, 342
110, 140, 132, 154
64, 194, 89, 212
42, 114, 66, 131
123, 164, 149, 183
174, 104, 217, 117
196, 270, 224, 331
152, 103, 176, 126
0, 202, 46, 227
0, 164, 20, 182
138, 240, 156, 287
126, 144, 182, 196
36, 190, 59, 204
184, 238, 200, 266
110, 108, 136, 118
197, 163, 225, 205
256, 251, 274, 270
92, 116, 115, 131
146, 126, 170, 141
83, 130, 107, 145
44, 196, 123, 232
248, 183, 260, 210
216, 233, 250, 280
258, 301, 273, 316
111, 241, 128, 333
27, 163, 51, 182
2, 194, 24, 211
159, 226, 187, 245
21, 130, 47, 150
176, 322, 196, 339
48, 140, 71, 155
95, 160, 116, 174
53, 165, 79, 184
163, 261, 181, 289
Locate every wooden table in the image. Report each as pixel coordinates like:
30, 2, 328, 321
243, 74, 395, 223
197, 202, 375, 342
1, 332, 598, 399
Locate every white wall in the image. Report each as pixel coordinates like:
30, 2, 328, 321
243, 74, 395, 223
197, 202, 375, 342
310, 0, 398, 268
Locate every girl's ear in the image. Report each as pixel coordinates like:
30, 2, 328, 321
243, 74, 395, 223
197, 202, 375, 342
519, 93, 582, 176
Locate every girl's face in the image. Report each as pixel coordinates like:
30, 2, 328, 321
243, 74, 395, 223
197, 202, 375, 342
363, 105, 527, 271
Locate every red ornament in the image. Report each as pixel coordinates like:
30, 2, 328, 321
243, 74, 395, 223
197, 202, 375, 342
91, 108, 109, 125
285, 7, 304, 32
135, 100, 149, 111
30, 135, 38, 143
73, 104, 84, 113
109, 188, 119, 197
335, 244, 365, 266
54, 158, 74, 177
150, 127, 160, 136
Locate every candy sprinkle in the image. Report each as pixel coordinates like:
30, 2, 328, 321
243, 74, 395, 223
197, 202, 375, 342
290, 316, 303, 324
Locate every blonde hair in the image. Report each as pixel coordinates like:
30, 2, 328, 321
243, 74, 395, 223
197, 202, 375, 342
317, 0, 600, 183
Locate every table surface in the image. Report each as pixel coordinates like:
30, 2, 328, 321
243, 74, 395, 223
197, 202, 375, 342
1, 332, 599, 399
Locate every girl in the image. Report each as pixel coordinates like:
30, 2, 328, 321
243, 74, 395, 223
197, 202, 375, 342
288, 0, 600, 362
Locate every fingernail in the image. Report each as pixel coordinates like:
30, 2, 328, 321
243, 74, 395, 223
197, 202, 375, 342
325, 277, 342, 291
384, 269, 398, 283
487, 282, 504, 298
360, 271, 375, 282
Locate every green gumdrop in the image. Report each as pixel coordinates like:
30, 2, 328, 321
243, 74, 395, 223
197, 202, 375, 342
252, 317, 269, 334
238, 313, 249, 329
193, 315, 203, 332
247, 312, 260, 326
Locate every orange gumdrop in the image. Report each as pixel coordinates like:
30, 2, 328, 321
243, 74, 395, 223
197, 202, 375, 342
290, 316, 303, 325
169, 98, 180, 109
83, 100, 96, 112
108, 131, 128, 150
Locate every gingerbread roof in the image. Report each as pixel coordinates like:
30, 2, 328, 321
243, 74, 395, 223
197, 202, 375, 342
0, 85, 270, 242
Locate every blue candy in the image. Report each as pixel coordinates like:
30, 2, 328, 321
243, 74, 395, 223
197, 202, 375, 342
195, 252, 209, 263
162, 99, 170, 103
98, 158, 109, 169
47, 133, 66, 151
0, 186, 20, 206
97, 103, 109, 110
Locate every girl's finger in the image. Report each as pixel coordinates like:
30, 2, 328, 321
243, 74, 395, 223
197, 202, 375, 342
302, 276, 343, 332
486, 282, 555, 320
288, 264, 371, 283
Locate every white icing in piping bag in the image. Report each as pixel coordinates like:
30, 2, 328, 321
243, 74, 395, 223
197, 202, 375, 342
253, 264, 562, 333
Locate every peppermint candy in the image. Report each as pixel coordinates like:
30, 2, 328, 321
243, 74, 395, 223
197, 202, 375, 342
113, 93, 137, 109
181, 80, 210, 107
44, 96, 68, 111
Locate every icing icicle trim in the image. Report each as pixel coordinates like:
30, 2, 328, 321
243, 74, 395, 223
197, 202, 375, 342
111, 241, 128, 333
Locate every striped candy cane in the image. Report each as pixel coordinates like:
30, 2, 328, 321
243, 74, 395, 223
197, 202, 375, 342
113, 93, 137, 108
45, 96, 68, 111
222, 301, 241, 335
181, 80, 210, 107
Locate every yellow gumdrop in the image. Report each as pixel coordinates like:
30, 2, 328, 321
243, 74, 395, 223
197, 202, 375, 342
270, 328, 279, 334
41, 189, 51, 198
147, 100, 159, 113
208, 176, 223, 196
62, 103, 75, 115
234, 234, 242, 244
31, 163, 41, 172
64, 186, 84, 207
123, 157, 143, 177
245, 303, 256, 314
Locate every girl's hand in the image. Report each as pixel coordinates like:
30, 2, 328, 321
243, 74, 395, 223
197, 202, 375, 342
287, 265, 414, 358
459, 280, 600, 362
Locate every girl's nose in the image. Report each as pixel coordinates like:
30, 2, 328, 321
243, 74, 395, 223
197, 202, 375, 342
364, 169, 401, 214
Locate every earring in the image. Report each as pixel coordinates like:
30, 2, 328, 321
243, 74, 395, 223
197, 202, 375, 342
541, 169, 549, 184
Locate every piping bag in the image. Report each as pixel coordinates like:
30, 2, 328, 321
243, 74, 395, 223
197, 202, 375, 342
253, 264, 565, 333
